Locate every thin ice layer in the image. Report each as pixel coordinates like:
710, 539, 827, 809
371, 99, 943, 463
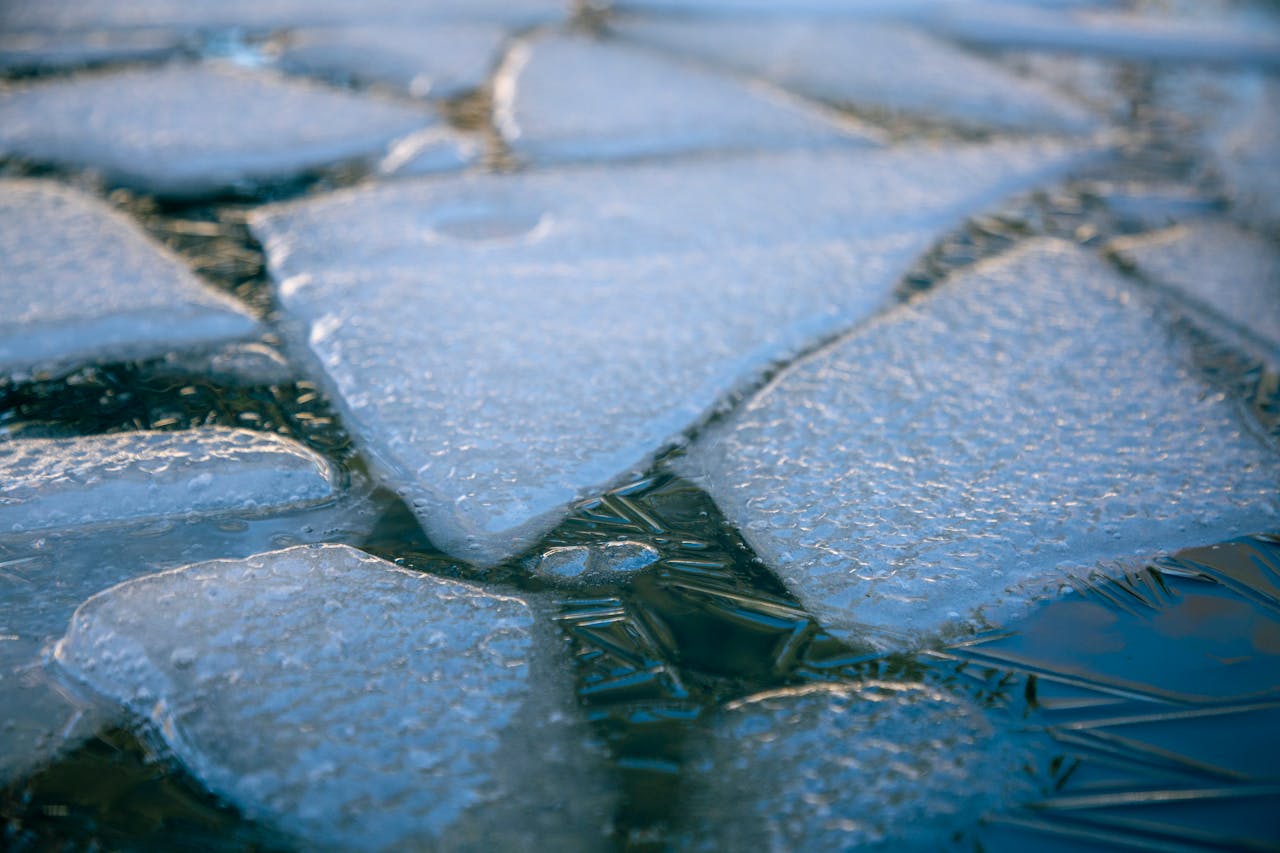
678, 682, 1038, 850
1110, 221, 1280, 355
53, 544, 614, 850
0, 180, 257, 376
278, 23, 506, 99
253, 140, 1101, 564
495, 34, 876, 164
682, 239, 1280, 645
0, 65, 437, 197
0, 427, 336, 535
615, 18, 1097, 133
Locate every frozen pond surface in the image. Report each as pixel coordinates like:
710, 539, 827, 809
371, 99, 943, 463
1, 0, 1278, 850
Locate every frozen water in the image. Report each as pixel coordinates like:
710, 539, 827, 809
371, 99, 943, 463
52, 544, 614, 850
928, 4, 1280, 67
495, 34, 877, 165
534, 540, 660, 582
253, 139, 1101, 564
615, 18, 1098, 134
0, 427, 336, 536
612, 0, 1112, 18
0, 481, 380, 785
1089, 181, 1219, 229
678, 682, 1039, 850
0, 65, 437, 197
278, 23, 506, 100
681, 239, 1280, 646
0, 180, 257, 377
1202, 76, 1280, 233
0, 0, 563, 33
1110, 221, 1280, 357
0, 29, 183, 71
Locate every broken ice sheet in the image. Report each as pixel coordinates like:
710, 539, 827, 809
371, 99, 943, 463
1109, 220, 1280, 358
0, 64, 440, 197
0, 484, 379, 786
677, 681, 1040, 850
278, 23, 506, 100
52, 544, 614, 850
252, 138, 1102, 564
681, 239, 1280, 647
0, 180, 257, 378
0, 427, 336, 536
494, 34, 877, 165
614, 17, 1098, 134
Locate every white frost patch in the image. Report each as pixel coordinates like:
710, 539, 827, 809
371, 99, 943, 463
253, 140, 1102, 565
1110, 221, 1280, 357
279, 23, 507, 100
52, 544, 613, 850
495, 34, 877, 164
678, 682, 1039, 850
0, 180, 257, 376
616, 17, 1098, 134
0, 64, 437, 197
0, 428, 336, 535
681, 239, 1280, 646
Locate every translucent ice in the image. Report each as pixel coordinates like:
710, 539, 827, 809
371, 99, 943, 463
1110, 221, 1280, 356
0, 29, 182, 71
534, 540, 660, 582
279, 23, 506, 100
0, 180, 257, 376
0, 65, 437, 197
615, 18, 1097, 134
53, 544, 614, 850
252, 140, 1101, 564
495, 33, 877, 164
678, 682, 1038, 850
682, 239, 1280, 645
0, 427, 336, 535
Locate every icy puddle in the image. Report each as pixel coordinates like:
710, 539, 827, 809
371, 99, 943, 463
2, 0, 1279, 849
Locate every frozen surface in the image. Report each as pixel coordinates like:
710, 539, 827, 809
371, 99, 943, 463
679, 682, 1038, 850
253, 139, 1100, 564
0, 0, 563, 33
0, 65, 436, 197
495, 34, 875, 164
682, 239, 1280, 645
278, 23, 506, 100
53, 544, 614, 850
0, 180, 257, 377
0, 482, 381, 785
1203, 76, 1280, 233
0, 427, 336, 535
1111, 221, 1280, 356
0, 29, 183, 70
534, 540, 660, 582
616, 18, 1097, 134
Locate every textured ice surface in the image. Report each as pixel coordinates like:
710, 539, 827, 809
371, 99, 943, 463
613, 0, 1112, 18
0, 180, 257, 376
495, 34, 876, 164
0, 29, 183, 70
534, 541, 660, 582
1203, 76, 1280, 233
278, 23, 506, 100
0, 484, 381, 785
616, 18, 1097, 134
0, 65, 436, 197
253, 139, 1100, 564
0, 0, 562, 33
53, 544, 614, 850
1111, 221, 1280, 356
0, 428, 336, 535
682, 239, 1280, 645
679, 682, 1038, 850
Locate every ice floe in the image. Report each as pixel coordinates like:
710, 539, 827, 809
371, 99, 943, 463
52, 544, 614, 850
0, 427, 336, 535
495, 33, 876, 164
0, 64, 439, 196
0, 180, 257, 377
614, 17, 1098, 134
253, 139, 1102, 564
278, 23, 506, 100
1110, 221, 1280, 357
678, 682, 1038, 850
681, 239, 1280, 646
